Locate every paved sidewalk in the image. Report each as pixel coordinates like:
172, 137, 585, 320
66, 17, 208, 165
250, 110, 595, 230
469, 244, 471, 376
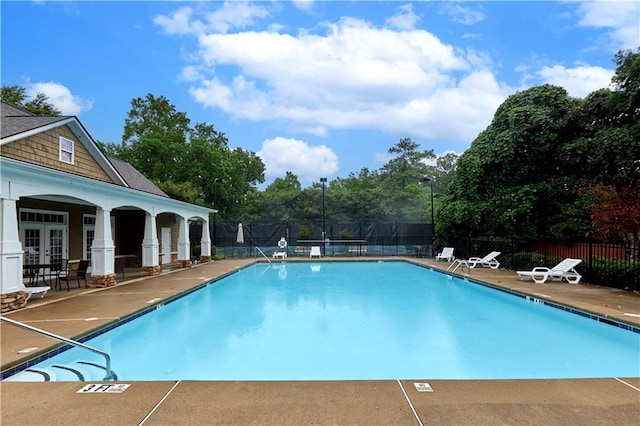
2, 258, 639, 425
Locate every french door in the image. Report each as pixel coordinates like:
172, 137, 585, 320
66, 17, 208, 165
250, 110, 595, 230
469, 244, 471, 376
20, 209, 68, 267
21, 224, 67, 266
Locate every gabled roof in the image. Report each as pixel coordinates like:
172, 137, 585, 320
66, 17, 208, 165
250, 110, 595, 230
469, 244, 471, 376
0, 101, 166, 197
108, 156, 168, 197
1, 102, 71, 139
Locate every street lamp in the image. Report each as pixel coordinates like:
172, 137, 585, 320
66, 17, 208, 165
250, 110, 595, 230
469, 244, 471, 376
421, 176, 435, 257
212, 177, 225, 247
320, 177, 327, 255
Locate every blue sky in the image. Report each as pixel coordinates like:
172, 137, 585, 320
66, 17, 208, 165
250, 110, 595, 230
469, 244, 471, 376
2, 1, 638, 187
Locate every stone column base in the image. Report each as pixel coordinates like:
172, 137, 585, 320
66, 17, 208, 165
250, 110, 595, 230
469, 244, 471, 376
199, 256, 211, 263
1, 291, 28, 313
88, 274, 117, 288
178, 260, 192, 268
140, 265, 161, 276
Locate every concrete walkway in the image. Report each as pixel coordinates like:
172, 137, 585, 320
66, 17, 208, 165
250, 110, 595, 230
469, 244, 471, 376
2, 257, 639, 425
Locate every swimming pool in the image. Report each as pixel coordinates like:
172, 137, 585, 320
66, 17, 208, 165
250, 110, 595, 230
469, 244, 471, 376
6, 261, 640, 381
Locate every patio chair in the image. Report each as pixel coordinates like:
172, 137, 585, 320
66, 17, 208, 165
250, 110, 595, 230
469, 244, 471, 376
59, 260, 90, 290
310, 246, 321, 258
467, 251, 501, 269
49, 259, 68, 288
516, 258, 582, 284
436, 247, 455, 262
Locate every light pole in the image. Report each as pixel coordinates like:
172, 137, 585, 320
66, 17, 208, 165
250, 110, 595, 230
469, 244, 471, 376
320, 177, 327, 255
421, 176, 435, 257
212, 177, 225, 247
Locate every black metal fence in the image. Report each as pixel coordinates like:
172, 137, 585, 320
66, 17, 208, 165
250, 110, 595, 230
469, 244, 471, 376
190, 221, 638, 291
192, 220, 434, 257
446, 236, 639, 291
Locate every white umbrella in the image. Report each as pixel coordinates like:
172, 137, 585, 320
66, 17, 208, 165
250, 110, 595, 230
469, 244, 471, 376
236, 223, 245, 244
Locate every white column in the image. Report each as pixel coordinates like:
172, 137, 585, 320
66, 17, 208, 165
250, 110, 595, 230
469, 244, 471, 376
90, 207, 115, 275
200, 218, 211, 258
142, 212, 159, 267
0, 197, 24, 294
177, 216, 190, 262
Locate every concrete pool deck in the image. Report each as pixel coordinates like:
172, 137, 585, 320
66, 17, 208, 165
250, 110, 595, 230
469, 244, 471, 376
2, 257, 639, 425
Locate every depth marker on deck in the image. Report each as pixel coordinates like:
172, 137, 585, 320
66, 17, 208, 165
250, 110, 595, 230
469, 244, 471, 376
532, 293, 551, 298
77, 383, 130, 393
413, 382, 433, 392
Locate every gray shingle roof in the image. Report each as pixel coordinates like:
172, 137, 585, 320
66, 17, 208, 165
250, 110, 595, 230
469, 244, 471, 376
1, 101, 168, 197
108, 156, 168, 197
1, 102, 71, 139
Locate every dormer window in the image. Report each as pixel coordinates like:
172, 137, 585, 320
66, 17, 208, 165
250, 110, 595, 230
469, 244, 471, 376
59, 137, 74, 164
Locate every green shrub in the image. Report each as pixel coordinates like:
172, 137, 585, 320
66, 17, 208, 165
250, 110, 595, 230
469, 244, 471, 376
298, 226, 313, 240
339, 230, 354, 240
502, 252, 555, 270
583, 257, 639, 291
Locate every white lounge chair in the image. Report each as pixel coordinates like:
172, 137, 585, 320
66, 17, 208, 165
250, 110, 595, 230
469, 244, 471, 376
310, 246, 321, 258
436, 247, 455, 262
467, 251, 501, 269
23, 286, 51, 300
517, 258, 582, 284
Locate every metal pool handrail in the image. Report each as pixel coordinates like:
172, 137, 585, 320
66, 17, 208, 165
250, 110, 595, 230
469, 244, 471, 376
0, 315, 116, 380
447, 259, 471, 274
254, 246, 272, 264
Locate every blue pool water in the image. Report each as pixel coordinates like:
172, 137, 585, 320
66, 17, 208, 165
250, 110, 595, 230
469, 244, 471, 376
12, 261, 640, 380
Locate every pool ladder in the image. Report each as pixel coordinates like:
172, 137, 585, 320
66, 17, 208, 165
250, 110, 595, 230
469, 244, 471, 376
446, 259, 471, 275
0, 315, 117, 381
255, 246, 272, 264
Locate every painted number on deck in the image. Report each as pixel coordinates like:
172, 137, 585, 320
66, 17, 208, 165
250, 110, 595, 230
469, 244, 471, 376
77, 384, 131, 393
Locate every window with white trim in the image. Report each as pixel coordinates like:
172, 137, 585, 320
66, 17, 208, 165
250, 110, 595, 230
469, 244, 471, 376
59, 136, 74, 164
83, 214, 116, 261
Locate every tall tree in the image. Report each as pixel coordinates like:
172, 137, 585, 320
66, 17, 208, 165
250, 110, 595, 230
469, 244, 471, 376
610, 47, 640, 123
588, 183, 640, 246
381, 138, 434, 191
105, 94, 265, 210
122, 94, 190, 146
330, 168, 388, 220
439, 84, 585, 239
1, 85, 61, 115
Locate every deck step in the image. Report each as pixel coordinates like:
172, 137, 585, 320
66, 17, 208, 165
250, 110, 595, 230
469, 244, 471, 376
3, 368, 57, 382
3, 360, 117, 382
76, 360, 117, 380
51, 364, 90, 381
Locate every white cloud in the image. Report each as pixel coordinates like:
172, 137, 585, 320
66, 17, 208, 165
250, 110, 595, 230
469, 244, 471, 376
153, 7, 199, 35
26, 82, 93, 115
576, 1, 640, 49
179, 65, 203, 82
203, 1, 270, 33
292, 0, 315, 14
386, 4, 420, 31
537, 64, 613, 98
257, 137, 339, 181
162, 11, 510, 146
438, 2, 485, 25
154, 2, 270, 35
374, 151, 394, 164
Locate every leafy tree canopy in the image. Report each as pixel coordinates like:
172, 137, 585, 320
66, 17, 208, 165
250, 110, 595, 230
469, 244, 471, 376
1, 85, 61, 115
438, 49, 640, 242
102, 93, 265, 213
